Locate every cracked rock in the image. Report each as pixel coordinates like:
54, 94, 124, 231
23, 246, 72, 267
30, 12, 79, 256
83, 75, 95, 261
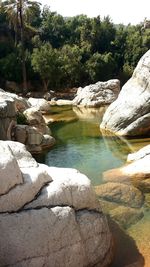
0, 141, 113, 267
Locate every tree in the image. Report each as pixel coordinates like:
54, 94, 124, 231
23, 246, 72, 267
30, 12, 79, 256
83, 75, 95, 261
2, 0, 40, 94
40, 7, 67, 48
86, 52, 116, 83
59, 44, 84, 88
31, 42, 60, 91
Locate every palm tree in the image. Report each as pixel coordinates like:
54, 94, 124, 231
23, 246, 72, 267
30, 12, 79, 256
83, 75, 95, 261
2, 0, 40, 94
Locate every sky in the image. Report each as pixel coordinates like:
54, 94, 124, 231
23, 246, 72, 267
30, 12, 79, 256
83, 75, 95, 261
39, 0, 150, 25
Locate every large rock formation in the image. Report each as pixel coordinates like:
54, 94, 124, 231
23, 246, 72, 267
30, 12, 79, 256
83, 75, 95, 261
100, 49, 150, 136
0, 141, 113, 267
73, 79, 120, 107
0, 89, 55, 153
96, 144, 150, 228
0, 89, 30, 140
28, 97, 51, 112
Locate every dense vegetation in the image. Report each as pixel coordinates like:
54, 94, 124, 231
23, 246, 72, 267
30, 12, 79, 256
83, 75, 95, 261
0, 0, 150, 93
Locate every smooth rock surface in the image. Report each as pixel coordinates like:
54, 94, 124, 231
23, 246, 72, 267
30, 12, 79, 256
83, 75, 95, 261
100, 49, 150, 136
0, 90, 30, 112
25, 167, 99, 211
0, 141, 23, 195
0, 141, 113, 267
73, 79, 120, 107
127, 144, 150, 162
95, 182, 144, 208
23, 108, 55, 152
28, 97, 50, 112
110, 205, 144, 229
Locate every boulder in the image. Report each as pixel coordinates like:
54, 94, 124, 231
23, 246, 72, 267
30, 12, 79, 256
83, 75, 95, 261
0, 141, 23, 195
127, 144, 150, 162
21, 108, 55, 152
14, 125, 28, 144
0, 141, 113, 267
41, 134, 56, 148
0, 100, 16, 140
95, 182, 144, 208
23, 107, 45, 126
28, 97, 50, 112
24, 167, 99, 211
100, 50, 150, 136
0, 89, 30, 140
73, 79, 120, 107
0, 89, 30, 112
103, 146, 150, 192
110, 205, 143, 229
50, 99, 73, 106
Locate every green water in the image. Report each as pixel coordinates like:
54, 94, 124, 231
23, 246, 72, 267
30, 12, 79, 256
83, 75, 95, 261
42, 106, 150, 185
37, 106, 150, 266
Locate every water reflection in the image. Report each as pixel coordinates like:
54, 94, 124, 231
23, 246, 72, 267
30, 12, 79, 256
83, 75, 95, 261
34, 105, 150, 267
73, 106, 108, 123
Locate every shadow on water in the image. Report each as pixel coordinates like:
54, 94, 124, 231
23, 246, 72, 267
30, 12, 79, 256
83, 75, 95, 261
108, 217, 145, 267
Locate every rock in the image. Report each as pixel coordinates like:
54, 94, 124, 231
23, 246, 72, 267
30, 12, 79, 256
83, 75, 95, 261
50, 99, 73, 106
24, 167, 99, 211
102, 168, 131, 184
0, 100, 16, 140
23, 107, 50, 135
110, 205, 144, 229
100, 50, 150, 136
41, 134, 56, 148
23, 107, 46, 126
22, 108, 55, 152
127, 144, 150, 162
0, 89, 30, 140
0, 207, 113, 267
5, 141, 38, 168
0, 89, 30, 112
134, 178, 150, 193
14, 125, 28, 144
28, 97, 50, 112
103, 150, 150, 192
127, 211, 150, 267
73, 79, 120, 107
26, 126, 43, 145
0, 164, 52, 213
95, 182, 144, 208
0, 141, 113, 267
0, 141, 23, 195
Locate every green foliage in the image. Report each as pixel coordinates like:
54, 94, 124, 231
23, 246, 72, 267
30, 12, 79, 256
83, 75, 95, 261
31, 42, 60, 91
0, 3, 150, 91
59, 44, 84, 87
0, 51, 22, 82
40, 8, 67, 48
16, 112, 28, 125
86, 52, 116, 83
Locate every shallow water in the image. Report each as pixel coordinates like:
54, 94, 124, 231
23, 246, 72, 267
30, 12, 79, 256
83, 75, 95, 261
37, 106, 150, 267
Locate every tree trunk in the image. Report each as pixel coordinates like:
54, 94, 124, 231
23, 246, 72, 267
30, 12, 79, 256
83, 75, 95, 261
43, 79, 49, 92
19, 0, 28, 95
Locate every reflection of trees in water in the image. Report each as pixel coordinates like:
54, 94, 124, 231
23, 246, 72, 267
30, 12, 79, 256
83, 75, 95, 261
73, 106, 108, 123
100, 130, 136, 161
101, 129, 150, 162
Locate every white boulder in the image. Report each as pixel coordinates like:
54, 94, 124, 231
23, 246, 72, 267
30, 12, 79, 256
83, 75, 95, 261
73, 79, 120, 107
100, 50, 150, 136
0, 141, 113, 267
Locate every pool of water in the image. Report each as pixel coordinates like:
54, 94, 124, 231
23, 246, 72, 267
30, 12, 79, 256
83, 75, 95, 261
36, 106, 150, 267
